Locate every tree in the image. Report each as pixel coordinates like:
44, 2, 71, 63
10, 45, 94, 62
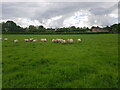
2, 21, 24, 33
110, 24, 119, 33
38, 25, 46, 32
28, 25, 37, 32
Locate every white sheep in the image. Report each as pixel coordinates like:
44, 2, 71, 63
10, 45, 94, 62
57, 39, 63, 43
29, 38, 34, 42
24, 39, 29, 42
61, 40, 66, 44
41, 38, 47, 42
52, 39, 56, 43
67, 39, 74, 44
33, 39, 37, 42
4, 38, 8, 41
14, 40, 19, 43
55, 39, 59, 43
77, 39, 81, 43
52, 39, 57, 43
0, 38, 2, 40
52, 39, 62, 43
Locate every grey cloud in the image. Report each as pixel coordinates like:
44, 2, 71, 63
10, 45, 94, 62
35, 2, 114, 20
89, 3, 118, 15
2, 2, 118, 27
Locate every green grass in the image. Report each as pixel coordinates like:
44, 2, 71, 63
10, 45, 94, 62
2, 34, 118, 88
0, 35, 2, 89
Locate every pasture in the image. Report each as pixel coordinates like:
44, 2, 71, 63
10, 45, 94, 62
2, 34, 118, 88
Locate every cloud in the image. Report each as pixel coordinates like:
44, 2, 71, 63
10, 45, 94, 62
1, 2, 118, 28
1, 18, 42, 28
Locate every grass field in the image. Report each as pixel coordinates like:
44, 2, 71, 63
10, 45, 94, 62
2, 34, 118, 88
0, 35, 2, 89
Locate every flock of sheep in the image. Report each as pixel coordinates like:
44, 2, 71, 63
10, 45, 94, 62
0, 37, 82, 44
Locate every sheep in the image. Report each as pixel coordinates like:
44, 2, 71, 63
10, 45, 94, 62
54, 38, 59, 43
24, 39, 30, 42
32, 39, 37, 42
52, 39, 63, 43
14, 40, 19, 43
77, 39, 81, 43
61, 40, 66, 44
52, 39, 57, 43
4, 38, 8, 41
40, 38, 47, 42
67, 39, 74, 44
57, 39, 63, 43
29, 38, 34, 42
52, 39, 56, 43
0, 38, 2, 40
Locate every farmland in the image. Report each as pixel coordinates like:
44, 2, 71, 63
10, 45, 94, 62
2, 34, 118, 88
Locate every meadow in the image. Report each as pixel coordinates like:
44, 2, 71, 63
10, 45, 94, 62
2, 34, 118, 88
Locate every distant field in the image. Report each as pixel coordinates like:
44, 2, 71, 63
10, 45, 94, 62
2, 34, 118, 88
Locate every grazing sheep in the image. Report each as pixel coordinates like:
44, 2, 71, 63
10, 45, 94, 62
52, 39, 56, 43
52, 39, 58, 43
41, 38, 47, 42
29, 38, 34, 42
24, 39, 29, 42
57, 39, 63, 43
14, 40, 19, 43
52, 39, 57, 43
77, 39, 81, 43
4, 38, 8, 41
67, 39, 74, 44
0, 38, 2, 40
61, 40, 66, 44
55, 39, 59, 43
52, 39, 63, 43
33, 39, 37, 42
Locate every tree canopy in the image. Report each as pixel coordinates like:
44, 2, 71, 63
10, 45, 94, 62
1, 20, 119, 34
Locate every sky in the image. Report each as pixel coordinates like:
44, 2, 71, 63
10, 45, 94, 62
1, 1, 119, 28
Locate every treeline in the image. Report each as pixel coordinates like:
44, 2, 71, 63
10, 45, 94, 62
0, 20, 119, 34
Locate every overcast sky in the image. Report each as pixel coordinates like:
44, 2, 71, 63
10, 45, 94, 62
1, 1, 119, 28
